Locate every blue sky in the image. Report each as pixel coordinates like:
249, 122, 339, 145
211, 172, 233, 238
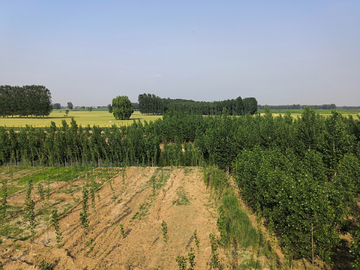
1, 1, 359, 106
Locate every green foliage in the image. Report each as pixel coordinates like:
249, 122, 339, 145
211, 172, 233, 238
175, 188, 190, 206
188, 247, 196, 270
24, 177, 36, 236
1, 178, 7, 220
209, 233, 220, 269
351, 231, 360, 269
26, 177, 33, 202
67, 102, 73, 110
90, 182, 96, 211
217, 192, 258, 249
0, 85, 53, 118
138, 93, 251, 116
175, 248, 196, 270
0, 118, 161, 167
120, 224, 126, 238
1, 104, 360, 268
27, 199, 36, 237
51, 210, 62, 243
233, 147, 354, 263
161, 220, 168, 242
80, 187, 89, 230
176, 255, 187, 270
112, 96, 134, 120
40, 259, 53, 270
193, 230, 200, 248
243, 97, 258, 115
86, 237, 94, 246
37, 182, 45, 201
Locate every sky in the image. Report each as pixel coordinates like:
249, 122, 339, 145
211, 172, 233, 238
1, 1, 359, 107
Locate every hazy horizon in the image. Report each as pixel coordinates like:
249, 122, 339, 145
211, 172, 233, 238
1, 1, 359, 107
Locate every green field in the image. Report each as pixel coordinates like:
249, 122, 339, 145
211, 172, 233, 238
258, 109, 360, 119
0, 110, 162, 128
1, 109, 358, 128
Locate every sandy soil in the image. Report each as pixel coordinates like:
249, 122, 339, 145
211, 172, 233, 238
0, 167, 228, 269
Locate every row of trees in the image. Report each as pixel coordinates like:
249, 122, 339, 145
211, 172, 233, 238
138, 93, 258, 115
0, 118, 160, 167
52, 102, 73, 110
257, 104, 337, 110
0, 85, 53, 117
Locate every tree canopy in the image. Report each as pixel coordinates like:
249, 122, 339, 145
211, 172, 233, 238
112, 96, 134, 120
0, 85, 53, 117
138, 93, 257, 115
53, 103, 61, 109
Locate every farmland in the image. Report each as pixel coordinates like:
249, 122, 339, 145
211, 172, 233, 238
0, 110, 161, 128
0, 165, 281, 269
0, 106, 360, 269
0, 108, 358, 129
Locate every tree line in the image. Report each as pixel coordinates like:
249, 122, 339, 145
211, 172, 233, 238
0, 118, 160, 167
138, 93, 258, 115
0, 85, 53, 118
257, 103, 337, 110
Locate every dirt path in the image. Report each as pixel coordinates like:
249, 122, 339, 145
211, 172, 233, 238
0, 167, 226, 269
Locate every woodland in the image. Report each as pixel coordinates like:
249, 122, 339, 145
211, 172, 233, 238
0, 85, 53, 118
138, 93, 258, 115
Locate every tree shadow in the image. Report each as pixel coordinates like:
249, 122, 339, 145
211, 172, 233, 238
331, 238, 354, 270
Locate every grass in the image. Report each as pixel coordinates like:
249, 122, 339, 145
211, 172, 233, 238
174, 188, 190, 206
203, 165, 280, 269
17, 166, 92, 185
0, 110, 162, 128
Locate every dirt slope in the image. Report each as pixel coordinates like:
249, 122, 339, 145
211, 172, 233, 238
1, 167, 226, 269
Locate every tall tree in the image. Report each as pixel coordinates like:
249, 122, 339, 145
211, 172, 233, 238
243, 97, 258, 115
235, 96, 244, 115
112, 96, 134, 120
67, 102, 73, 110
107, 104, 113, 113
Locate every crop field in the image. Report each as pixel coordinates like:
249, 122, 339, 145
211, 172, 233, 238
0, 110, 162, 128
0, 166, 281, 270
1, 109, 358, 129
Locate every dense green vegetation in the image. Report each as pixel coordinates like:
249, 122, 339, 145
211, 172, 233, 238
0, 85, 53, 118
138, 93, 258, 115
112, 96, 134, 120
1, 106, 360, 267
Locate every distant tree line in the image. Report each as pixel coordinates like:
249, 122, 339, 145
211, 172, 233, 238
53, 103, 61, 109
138, 93, 258, 115
258, 104, 337, 110
132, 103, 140, 110
0, 85, 53, 118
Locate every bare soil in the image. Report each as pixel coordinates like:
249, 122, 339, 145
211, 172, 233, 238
0, 167, 228, 269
